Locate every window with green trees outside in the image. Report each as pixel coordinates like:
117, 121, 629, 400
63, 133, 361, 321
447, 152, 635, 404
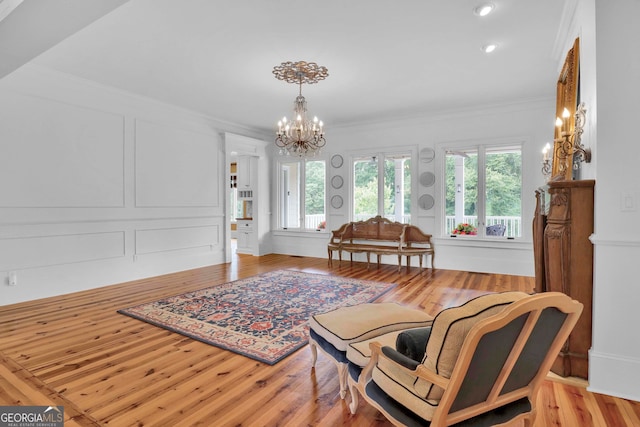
445, 144, 522, 238
353, 153, 411, 223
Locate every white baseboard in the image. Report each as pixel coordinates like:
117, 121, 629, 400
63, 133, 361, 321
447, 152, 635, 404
587, 350, 640, 402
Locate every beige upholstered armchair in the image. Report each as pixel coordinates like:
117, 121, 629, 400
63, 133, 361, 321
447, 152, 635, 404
349, 291, 583, 426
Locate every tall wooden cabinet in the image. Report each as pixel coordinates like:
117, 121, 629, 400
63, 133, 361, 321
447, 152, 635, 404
534, 179, 594, 379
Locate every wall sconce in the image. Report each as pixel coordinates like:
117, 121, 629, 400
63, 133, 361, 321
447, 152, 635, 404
541, 142, 552, 178
554, 102, 591, 173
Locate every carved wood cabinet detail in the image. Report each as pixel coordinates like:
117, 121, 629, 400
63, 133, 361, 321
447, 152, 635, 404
534, 179, 594, 379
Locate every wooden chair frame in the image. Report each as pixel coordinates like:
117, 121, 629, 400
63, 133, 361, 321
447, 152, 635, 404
349, 292, 583, 426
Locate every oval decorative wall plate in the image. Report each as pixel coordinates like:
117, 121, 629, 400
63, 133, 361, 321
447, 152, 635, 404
331, 195, 343, 209
331, 175, 344, 189
420, 147, 435, 163
419, 171, 435, 187
331, 154, 344, 168
418, 194, 435, 210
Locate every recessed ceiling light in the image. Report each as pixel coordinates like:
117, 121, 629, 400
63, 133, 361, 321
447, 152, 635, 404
482, 44, 497, 53
474, 3, 495, 17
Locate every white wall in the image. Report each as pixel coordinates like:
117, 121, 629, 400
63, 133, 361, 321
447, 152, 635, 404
579, 0, 640, 402
271, 99, 554, 276
0, 65, 259, 306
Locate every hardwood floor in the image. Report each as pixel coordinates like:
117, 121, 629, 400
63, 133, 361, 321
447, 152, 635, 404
1, 253, 639, 426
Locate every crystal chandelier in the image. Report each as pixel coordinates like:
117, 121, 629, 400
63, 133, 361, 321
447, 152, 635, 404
273, 61, 328, 157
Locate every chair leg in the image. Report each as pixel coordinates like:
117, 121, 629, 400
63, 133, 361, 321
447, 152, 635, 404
309, 336, 348, 398
337, 362, 348, 399
309, 339, 318, 367
348, 380, 359, 414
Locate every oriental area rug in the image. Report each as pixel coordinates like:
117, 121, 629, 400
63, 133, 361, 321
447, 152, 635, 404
118, 270, 395, 365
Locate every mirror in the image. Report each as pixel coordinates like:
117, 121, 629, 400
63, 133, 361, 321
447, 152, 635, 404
552, 37, 580, 180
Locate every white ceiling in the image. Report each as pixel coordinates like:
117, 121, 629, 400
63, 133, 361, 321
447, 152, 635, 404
13, 0, 566, 134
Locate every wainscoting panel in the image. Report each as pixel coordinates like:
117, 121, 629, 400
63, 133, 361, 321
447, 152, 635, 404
135, 225, 221, 255
0, 92, 125, 207
0, 231, 125, 270
135, 119, 220, 207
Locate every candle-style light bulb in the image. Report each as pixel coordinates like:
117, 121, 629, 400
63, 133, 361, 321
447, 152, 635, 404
562, 107, 571, 118
542, 143, 551, 161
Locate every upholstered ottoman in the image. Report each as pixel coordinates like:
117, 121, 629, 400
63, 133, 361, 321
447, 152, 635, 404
308, 303, 433, 399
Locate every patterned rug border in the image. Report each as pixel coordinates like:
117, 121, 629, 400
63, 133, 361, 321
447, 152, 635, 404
117, 270, 395, 365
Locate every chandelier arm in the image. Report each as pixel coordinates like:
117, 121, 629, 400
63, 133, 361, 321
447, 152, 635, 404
274, 136, 288, 148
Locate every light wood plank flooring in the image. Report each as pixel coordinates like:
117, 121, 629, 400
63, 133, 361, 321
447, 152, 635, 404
1, 253, 639, 426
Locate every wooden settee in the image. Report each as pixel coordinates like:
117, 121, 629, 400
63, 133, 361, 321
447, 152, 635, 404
327, 216, 435, 271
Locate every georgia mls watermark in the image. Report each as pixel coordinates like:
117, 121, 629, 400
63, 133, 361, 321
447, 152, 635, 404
0, 406, 64, 427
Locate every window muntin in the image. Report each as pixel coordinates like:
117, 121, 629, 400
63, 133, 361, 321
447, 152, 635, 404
445, 145, 521, 238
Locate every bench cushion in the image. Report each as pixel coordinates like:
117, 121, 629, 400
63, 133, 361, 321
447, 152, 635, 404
309, 303, 433, 352
341, 243, 402, 253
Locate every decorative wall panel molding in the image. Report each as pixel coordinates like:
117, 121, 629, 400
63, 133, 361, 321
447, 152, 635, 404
135, 119, 220, 207
0, 92, 125, 207
0, 231, 125, 270
135, 225, 220, 255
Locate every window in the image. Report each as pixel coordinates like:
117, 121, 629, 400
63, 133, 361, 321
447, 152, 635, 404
444, 144, 522, 238
279, 160, 326, 231
353, 153, 411, 223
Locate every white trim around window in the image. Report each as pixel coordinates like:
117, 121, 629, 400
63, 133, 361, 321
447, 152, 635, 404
435, 137, 526, 241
